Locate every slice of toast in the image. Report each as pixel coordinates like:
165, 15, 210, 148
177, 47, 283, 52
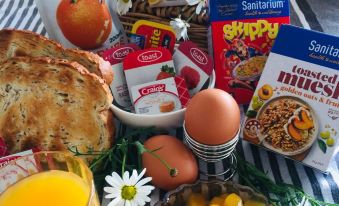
0, 57, 114, 158
0, 29, 113, 84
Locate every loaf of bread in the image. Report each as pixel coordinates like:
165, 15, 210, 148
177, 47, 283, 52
0, 29, 113, 84
0, 57, 115, 158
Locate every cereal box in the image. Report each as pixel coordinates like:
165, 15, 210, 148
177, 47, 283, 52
209, 0, 290, 104
242, 25, 339, 172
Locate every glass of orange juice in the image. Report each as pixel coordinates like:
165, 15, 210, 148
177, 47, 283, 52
0, 151, 100, 206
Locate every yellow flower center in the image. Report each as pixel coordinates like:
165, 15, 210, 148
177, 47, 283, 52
122, 0, 130, 4
121, 185, 137, 200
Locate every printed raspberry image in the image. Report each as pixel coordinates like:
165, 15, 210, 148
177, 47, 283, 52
180, 66, 200, 89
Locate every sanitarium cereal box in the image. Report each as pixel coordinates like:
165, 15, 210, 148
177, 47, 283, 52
209, 0, 290, 104
242, 25, 339, 172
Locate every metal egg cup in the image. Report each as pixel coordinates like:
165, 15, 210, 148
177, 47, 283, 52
183, 122, 239, 179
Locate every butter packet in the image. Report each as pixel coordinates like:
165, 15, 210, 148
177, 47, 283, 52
130, 77, 190, 115
132, 20, 176, 52
101, 44, 140, 109
0, 150, 34, 168
123, 47, 176, 94
173, 41, 213, 96
0, 150, 37, 193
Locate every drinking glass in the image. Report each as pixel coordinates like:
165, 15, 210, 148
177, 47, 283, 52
0, 151, 100, 206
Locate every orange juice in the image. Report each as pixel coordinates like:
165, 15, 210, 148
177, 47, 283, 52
0, 170, 94, 206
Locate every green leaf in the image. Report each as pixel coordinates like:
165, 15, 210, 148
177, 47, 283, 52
318, 139, 327, 153
160, 65, 176, 75
235, 153, 336, 206
246, 110, 257, 118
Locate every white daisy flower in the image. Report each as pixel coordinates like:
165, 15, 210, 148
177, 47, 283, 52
114, 0, 132, 15
186, 0, 207, 15
104, 168, 154, 206
170, 17, 190, 41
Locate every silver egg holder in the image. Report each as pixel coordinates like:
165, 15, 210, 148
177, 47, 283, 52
183, 122, 239, 180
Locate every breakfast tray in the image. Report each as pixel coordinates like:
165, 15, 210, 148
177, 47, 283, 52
119, 0, 209, 51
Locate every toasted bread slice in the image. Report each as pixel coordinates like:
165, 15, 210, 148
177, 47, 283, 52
0, 29, 113, 84
0, 57, 114, 158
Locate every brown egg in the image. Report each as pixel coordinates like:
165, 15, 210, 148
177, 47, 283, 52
184, 88, 240, 145
142, 135, 198, 191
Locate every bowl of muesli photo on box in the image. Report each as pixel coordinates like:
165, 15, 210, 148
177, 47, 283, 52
253, 95, 319, 156
231, 55, 268, 82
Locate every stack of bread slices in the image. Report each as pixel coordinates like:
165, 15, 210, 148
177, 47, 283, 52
0, 29, 115, 160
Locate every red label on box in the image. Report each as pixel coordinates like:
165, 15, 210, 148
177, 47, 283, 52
101, 44, 140, 65
124, 47, 172, 70
139, 84, 166, 95
131, 20, 176, 52
0, 137, 8, 157
176, 41, 213, 76
174, 76, 190, 107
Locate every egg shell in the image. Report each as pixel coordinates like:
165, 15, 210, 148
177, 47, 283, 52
185, 88, 240, 145
142, 135, 198, 191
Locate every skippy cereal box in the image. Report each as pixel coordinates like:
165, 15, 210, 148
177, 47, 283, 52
242, 25, 339, 172
209, 0, 290, 104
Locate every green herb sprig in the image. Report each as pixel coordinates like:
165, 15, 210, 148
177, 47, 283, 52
236, 154, 338, 206
69, 127, 177, 197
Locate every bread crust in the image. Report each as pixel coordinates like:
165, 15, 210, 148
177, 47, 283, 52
0, 29, 113, 84
0, 57, 114, 159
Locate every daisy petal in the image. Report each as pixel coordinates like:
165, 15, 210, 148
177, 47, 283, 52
125, 200, 131, 206
187, 0, 200, 6
196, 2, 203, 14
138, 185, 155, 195
104, 187, 120, 195
144, 195, 152, 202
134, 196, 145, 206
111, 172, 124, 185
104, 192, 119, 199
131, 201, 138, 206
130, 170, 139, 185
107, 197, 122, 206
105, 175, 121, 188
135, 177, 152, 187
123, 171, 130, 185
136, 168, 146, 181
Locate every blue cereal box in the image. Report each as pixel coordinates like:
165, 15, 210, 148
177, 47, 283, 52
242, 25, 339, 172
209, 0, 290, 104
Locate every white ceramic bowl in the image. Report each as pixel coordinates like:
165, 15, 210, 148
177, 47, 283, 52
110, 70, 216, 129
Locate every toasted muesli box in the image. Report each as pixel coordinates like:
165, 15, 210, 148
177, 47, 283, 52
242, 25, 339, 172
208, 0, 290, 104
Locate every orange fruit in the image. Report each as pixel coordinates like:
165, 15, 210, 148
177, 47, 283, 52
56, 0, 112, 49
